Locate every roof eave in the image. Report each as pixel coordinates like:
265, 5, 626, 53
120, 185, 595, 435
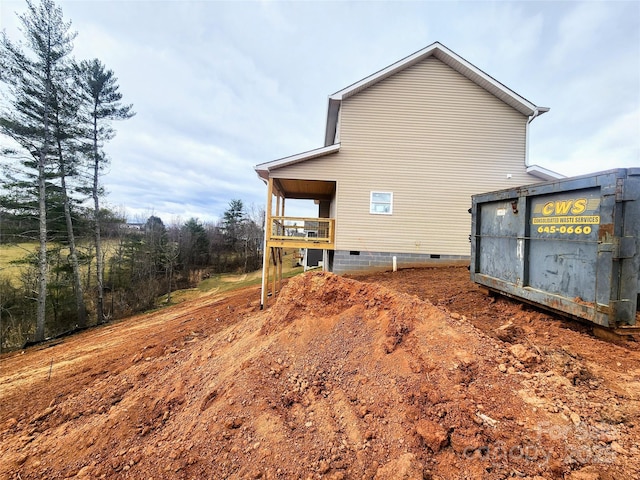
254, 144, 341, 179
326, 41, 542, 117
329, 41, 442, 102
527, 164, 565, 181
324, 99, 341, 146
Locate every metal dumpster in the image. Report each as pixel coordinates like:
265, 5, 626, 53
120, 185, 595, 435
470, 168, 640, 330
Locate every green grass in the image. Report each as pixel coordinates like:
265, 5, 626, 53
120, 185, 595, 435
159, 261, 306, 306
197, 265, 305, 293
198, 270, 262, 293
195, 249, 305, 295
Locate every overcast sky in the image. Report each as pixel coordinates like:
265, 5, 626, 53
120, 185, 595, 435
1, 0, 639, 223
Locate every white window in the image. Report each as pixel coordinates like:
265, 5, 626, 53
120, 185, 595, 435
370, 191, 393, 215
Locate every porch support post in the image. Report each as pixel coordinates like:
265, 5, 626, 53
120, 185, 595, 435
271, 247, 277, 297
278, 197, 285, 292
260, 177, 274, 309
272, 188, 281, 298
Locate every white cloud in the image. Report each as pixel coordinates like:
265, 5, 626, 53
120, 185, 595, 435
549, 2, 612, 68
452, 3, 544, 69
554, 108, 640, 176
1, 0, 638, 223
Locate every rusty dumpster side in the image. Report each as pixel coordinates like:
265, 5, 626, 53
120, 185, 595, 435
470, 168, 640, 329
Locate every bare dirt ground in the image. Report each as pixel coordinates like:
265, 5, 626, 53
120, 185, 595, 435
1, 266, 639, 480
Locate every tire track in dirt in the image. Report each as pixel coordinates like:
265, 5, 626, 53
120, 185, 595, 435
1, 269, 639, 479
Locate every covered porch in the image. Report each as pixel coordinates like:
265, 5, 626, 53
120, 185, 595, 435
259, 177, 336, 308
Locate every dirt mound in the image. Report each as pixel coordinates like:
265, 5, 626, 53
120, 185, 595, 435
262, 272, 425, 352
1, 270, 639, 479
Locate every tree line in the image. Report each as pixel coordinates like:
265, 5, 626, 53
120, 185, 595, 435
0, 201, 264, 351
0, 1, 264, 351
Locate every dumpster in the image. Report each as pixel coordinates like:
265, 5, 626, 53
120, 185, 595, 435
470, 168, 640, 331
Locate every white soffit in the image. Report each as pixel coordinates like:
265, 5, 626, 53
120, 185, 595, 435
527, 164, 566, 181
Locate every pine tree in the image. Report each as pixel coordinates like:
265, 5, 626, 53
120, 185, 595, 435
0, 0, 76, 341
180, 218, 210, 271
223, 199, 245, 252
74, 58, 134, 323
51, 77, 87, 327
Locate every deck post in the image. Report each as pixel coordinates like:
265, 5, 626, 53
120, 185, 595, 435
260, 178, 274, 309
271, 247, 277, 297
277, 248, 283, 293
278, 197, 285, 292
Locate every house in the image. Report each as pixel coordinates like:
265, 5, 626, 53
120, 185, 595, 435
119, 222, 145, 234
254, 41, 561, 307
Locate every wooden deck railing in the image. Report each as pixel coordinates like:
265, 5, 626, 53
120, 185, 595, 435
267, 216, 335, 249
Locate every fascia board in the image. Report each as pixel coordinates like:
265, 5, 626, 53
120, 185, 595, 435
527, 164, 566, 181
433, 45, 538, 116
324, 99, 341, 146
329, 42, 441, 101
327, 41, 541, 116
254, 144, 341, 180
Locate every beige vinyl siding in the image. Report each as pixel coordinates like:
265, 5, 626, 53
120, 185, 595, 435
273, 56, 541, 256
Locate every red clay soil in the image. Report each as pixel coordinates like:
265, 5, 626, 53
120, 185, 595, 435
1, 267, 639, 480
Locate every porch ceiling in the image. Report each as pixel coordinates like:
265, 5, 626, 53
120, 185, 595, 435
273, 178, 335, 200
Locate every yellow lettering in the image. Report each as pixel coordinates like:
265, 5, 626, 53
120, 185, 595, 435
554, 200, 574, 215
571, 198, 587, 214
541, 197, 590, 216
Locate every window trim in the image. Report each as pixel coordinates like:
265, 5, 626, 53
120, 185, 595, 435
370, 191, 393, 215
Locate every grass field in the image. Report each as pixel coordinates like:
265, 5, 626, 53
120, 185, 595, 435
0, 243, 38, 285
163, 255, 305, 304
0, 241, 98, 286
2, 242, 307, 305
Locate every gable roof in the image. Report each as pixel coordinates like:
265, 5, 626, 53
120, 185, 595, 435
324, 41, 549, 146
254, 144, 340, 182
255, 42, 562, 183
